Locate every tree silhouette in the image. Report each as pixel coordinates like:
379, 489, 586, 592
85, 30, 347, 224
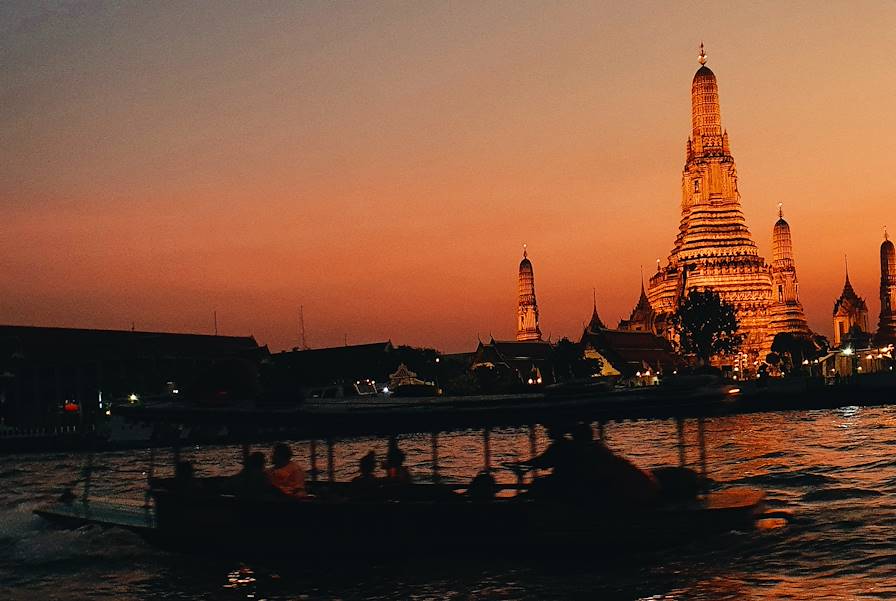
552, 337, 602, 381
671, 289, 743, 365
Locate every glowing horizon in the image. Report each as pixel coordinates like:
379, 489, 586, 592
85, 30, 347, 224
3, 2, 895, 352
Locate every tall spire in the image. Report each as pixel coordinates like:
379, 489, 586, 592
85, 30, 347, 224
691, 43, 722, 142
587, 287, 606, 331
778, 202, 784, 220
877, 230, 896, 343
517, 247, 541, 341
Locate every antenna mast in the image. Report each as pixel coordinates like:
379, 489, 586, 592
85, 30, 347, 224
299, 305, 308, 350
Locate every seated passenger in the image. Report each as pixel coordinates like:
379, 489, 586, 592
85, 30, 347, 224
173, 460, 199, 494
467, 469, 498, 502
266, 442, 308, 499
236, 451, 275, 497
350, 450, 380, 499
353, 450, 378, 483
383, 439, 413, 484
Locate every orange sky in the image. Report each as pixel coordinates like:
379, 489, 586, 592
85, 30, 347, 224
2, 2, 895, 352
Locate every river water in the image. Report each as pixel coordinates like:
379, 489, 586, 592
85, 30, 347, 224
2, 405, 896, 600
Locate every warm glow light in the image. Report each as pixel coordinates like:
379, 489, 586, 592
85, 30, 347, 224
128, 393, 138, 402
3, 6, 893, 352
842, 347, 854, 356
728, 388, 741, 394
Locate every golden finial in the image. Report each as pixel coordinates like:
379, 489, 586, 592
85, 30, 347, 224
523, 243, 527, 259
698, 42, 707, 66
885, 226, 889, 241
778, 202, 783, 219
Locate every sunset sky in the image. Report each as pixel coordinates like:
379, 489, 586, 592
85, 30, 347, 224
2, 1, 895, 352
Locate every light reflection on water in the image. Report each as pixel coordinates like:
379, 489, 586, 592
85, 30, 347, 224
2, 406, 896, 599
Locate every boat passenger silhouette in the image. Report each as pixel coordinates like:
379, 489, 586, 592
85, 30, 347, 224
520, 423, 578, 498
266, 443, 308, 499
236, 451, 275, 498
383, 438, 412, 484
350, 450, 381, 499
173, 460, 199, 494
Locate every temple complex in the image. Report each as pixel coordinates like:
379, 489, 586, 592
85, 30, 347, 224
517, 246, 542, 341
875, 232, 896, 345
635, 46, 811, 359
832, 262, 869, 348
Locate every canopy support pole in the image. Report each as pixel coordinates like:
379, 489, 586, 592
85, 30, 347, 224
431, 432, 440, 482
326, 437, 335, 482
528, 424, 538, 477
483, 427, 491, 472
697, 416, 708, 494
144, 446, 155, 511
241, 442, 250, 468
676, 417, 686, 468
309, 440, 318, 482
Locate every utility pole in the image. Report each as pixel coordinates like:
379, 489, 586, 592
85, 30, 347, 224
299, 305, 308, 350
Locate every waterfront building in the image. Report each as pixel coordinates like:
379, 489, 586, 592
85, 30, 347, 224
875, 232, 896, 345
517, 246, 542, 341
832, 266, 869, 348
641, 46, 811, 360
580, 301, 680, 382
0, 325, 263, 428
470, 337, 554, 389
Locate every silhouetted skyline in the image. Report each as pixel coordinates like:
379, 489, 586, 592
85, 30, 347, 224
3, 2, 895, 351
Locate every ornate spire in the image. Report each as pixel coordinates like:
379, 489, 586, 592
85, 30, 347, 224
885, 226, 889, 242
698, 42, 707, 66
691, 45, 722, 146
517, 247, 540, 341
587, 289, 606, 332
778, 203, 784, 220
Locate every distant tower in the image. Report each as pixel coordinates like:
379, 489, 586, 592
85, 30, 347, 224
767, 204, 811, 341
517, 245, 542, 341
832, 258, 869, 347
876, 229, 896, 345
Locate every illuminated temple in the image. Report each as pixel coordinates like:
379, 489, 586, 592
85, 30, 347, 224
632, 47, 811, 358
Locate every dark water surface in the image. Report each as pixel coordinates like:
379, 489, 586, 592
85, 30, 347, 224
3, 406, 896, 600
